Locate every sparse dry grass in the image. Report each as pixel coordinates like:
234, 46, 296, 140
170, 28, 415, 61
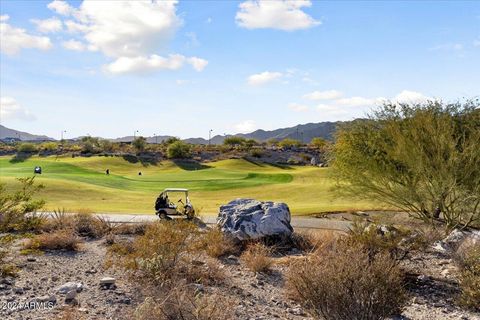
287, 239, 407, 320
455, 238, 480, 311
240, 243, 272, 273
0, 247, 17, 277
196, 227, 239, 258
24, 229, 82, 251
134, 285, 234, 320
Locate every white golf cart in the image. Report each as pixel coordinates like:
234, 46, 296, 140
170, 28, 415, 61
154, 188, 195, 220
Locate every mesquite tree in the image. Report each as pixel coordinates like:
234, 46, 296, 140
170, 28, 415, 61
331, 100, 480, 229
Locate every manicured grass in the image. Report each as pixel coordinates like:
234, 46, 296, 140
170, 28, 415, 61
0, 155, 383, 215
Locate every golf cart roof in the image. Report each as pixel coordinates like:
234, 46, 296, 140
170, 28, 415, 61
163, 188, 189, 192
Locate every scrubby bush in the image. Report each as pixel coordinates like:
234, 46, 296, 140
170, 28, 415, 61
24, 229, 82, 251
133, 136, 147, 152
17, 143, 37, 153
241, 243, 272, 273
0, 247, 17, 277
223, 136, 246, 147
332, 100, 480, 229
40, 142, 58, 152
279, 138, 301, 149
134, 285, 233, 320
0, 177, 45, 232
287, 240, 407, 320
250, 149, 264, 158
455, 239, 480, 310
309, 137, 328, 151
167, 141, 192, 159
196, 228, 238, 258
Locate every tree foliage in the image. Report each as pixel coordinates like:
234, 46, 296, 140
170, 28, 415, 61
0, 177, 45, 232
223, 136, 246, 146
279, 138, 302, 149
167, 141, 192, 159
133, 136, 147, 152
331, 100, 480, 229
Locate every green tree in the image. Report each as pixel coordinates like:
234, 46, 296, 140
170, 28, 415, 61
40, 142, 58, 152
331, 100, 480, 229
279, 138, 301, 149
164, 137, 180, 145
0, 177, 45, 231
223, 136, 246, 147
17, 143, 37, 153
133, 136, 147, 152
310, 137, 328, 151
167, 141, 192, 159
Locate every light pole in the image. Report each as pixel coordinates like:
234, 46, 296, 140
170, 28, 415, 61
208, 129, 213, 146
133, 130, 139, 140
61, 130, 66, 141
154, 133, 158, 144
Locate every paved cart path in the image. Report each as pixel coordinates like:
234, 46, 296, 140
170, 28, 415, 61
91, 213, 352, 232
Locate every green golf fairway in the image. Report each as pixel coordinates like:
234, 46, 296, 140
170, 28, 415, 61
0, 155, 382, 215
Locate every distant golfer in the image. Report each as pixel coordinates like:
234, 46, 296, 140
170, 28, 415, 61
106, 169, 110, 175
138, 171, 142, 176
34, 166, 42, 174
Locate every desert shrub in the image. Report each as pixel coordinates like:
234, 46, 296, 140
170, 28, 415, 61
133, 136, 147, 152
113, 222, 148, 235
287, 240, 407, 320
289, 231, 335, 253
0, 247, 17, 277
0, 177, 45, 232
134, 285, 233, 320
40, 142, 58, 151
118, 221, 197, 283
17, 142, 37, 153
195, 228, 239, 258
73, 213, 109, 238
331, 100, 480, 229
25, 229, 82, 251
223, 136, 246, 147
310, 137, 328, 151
241, 243, 272, 273
249, 149, 264, 158
455, 239, 480, 310
279, 138, 301, 149
167, 141, 192, 159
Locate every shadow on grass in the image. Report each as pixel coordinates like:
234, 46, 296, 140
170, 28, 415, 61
173, 160, 211, 171
9, 152, 35, 163
122, 154, 160, 166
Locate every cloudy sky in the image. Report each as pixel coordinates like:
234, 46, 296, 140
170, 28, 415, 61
1, 0, 479, 139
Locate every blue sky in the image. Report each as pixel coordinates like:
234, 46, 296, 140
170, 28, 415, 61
1, 0, 479, 139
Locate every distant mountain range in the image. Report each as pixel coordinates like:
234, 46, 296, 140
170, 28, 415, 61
1, 121, 344, 144
0, 125, 54, 141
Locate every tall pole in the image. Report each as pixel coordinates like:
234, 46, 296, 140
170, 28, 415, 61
134, 130, 139, 140
209, 129, 213, 146
154, 134, 158, 144
61, 130, 66, 141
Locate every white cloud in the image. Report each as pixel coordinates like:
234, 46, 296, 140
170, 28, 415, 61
206, 17, 213, 24
288, 103, 309, 112
104, 54, 207, 75
234, 120, 256, 133
334, 96, 378, 107
0, 15, 9, 22
47, 0, 207, 74
0, 97, 36, 121
303, 90, 343, 101
392, 90, 431, 104
316, 104, 349, 116
62, 39, 87, 51
236, 0, 320, 31
176, 79, 190, 85
247, 71, 282, 86
0, 17, 52, 55
47, 0, 75, 16
31, 17, 62, 33
187, 57, 208, 71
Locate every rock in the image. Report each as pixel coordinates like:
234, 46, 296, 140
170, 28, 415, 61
191, 260, 205, 266
0, 284, 8, 290
100, 277, 116, 285
217, 199, 293, 240
13, 287, 24, 294
27, 257, 36, 262
65, 290, 77, 301
38, 295, 56, 303
433, 229, 480, 252
57, 282, 83, 294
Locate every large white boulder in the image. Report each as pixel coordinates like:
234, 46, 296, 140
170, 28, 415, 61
217, 199, 293, 240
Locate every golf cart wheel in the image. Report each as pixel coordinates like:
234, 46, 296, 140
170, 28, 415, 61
157, 211, 172, 221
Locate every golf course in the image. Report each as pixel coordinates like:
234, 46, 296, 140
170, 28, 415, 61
0, 155, 382, 215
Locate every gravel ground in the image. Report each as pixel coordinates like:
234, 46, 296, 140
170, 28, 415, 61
1, 234, 479, 320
